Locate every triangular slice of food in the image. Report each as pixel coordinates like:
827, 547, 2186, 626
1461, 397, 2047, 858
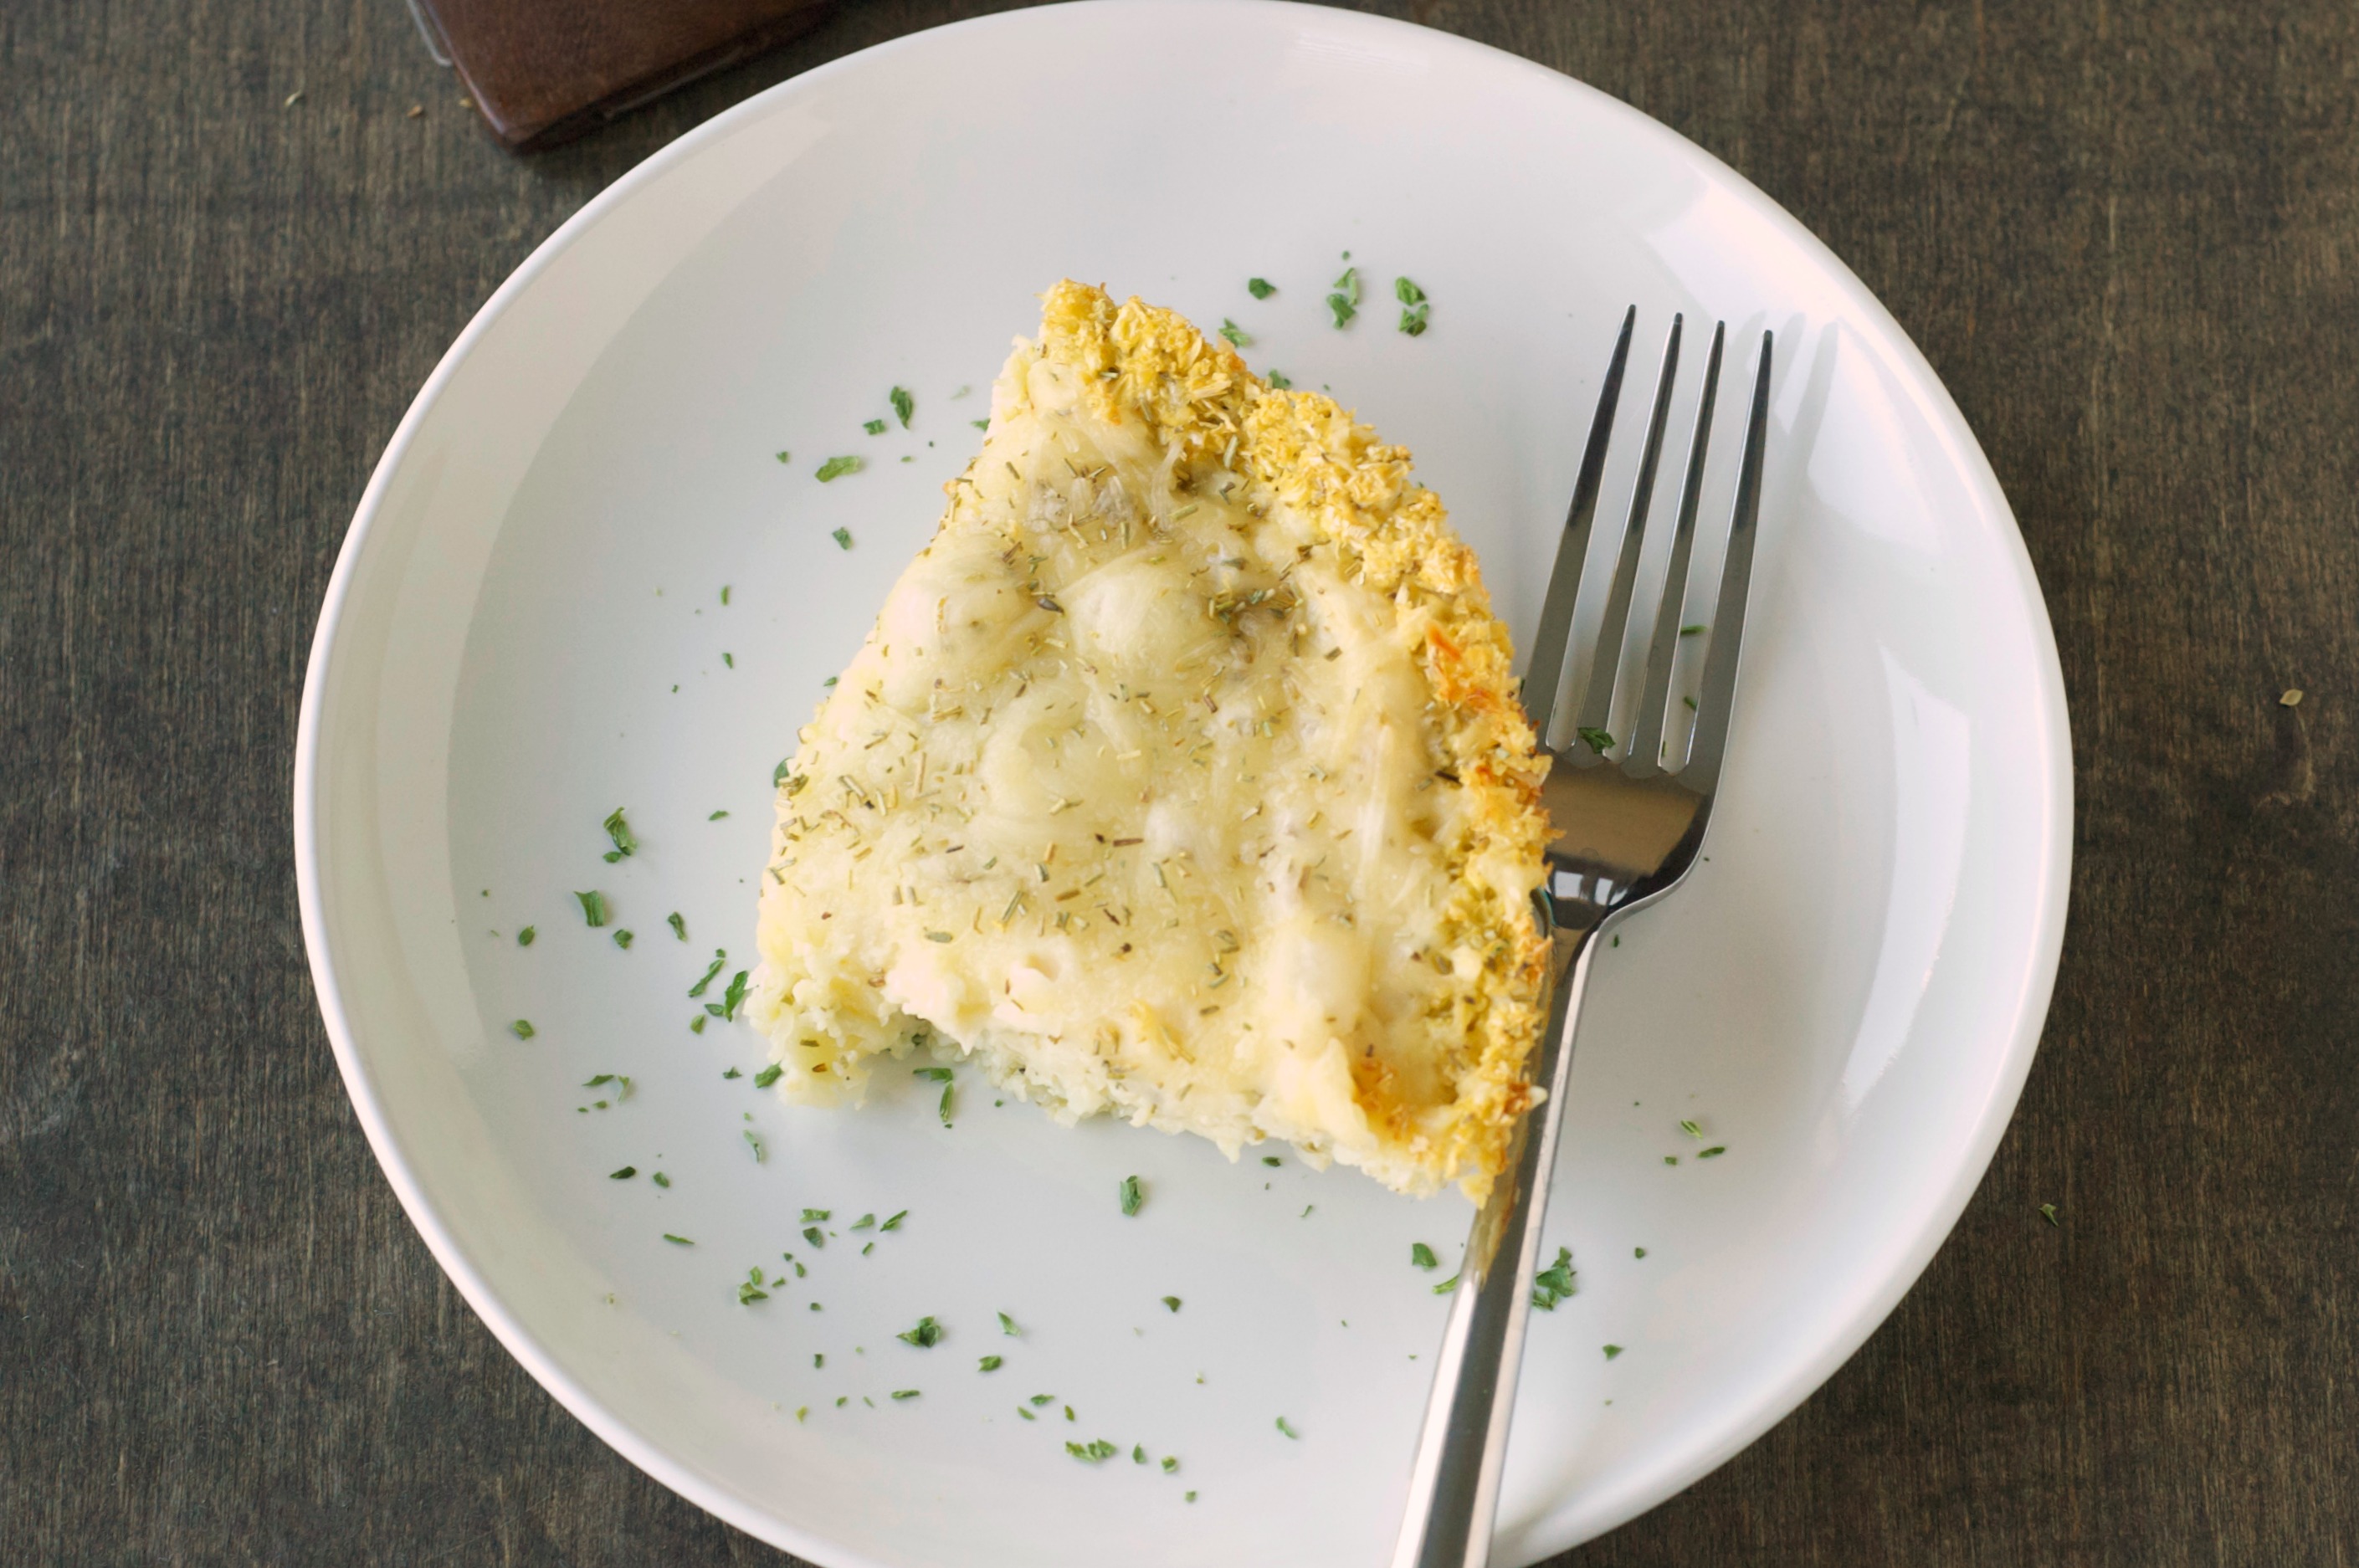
748, 280, 1550, 1197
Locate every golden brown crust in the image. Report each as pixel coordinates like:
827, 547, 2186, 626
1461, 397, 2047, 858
1034, 281, 1552, 1197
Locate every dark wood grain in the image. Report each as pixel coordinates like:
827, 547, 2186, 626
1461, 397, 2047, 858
4, 0, 2356, 1561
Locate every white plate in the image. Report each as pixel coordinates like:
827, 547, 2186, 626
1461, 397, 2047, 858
295, 3, 2071, 1562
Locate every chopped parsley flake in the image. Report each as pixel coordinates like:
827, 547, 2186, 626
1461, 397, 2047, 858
998, 1312, 1019, 1336
1247, 277, 1275, 299
574, 890, 609, 927
978, 1355, 1003, 1371
1261, 1156, 1281, 1167
938, 1083, 954, 1125
510, 1019, 536, 1040
1162, 1296, 1182, 1313
1532, 1247, 1577, 1310
914, 1067, 952, 1082
1410, 1242, 1438, 1271
923, 930, 953, 943
775, 450, 792, 464
1633, 1246, 1646, 1258
816, 456, 862, 482
1266, 370, 1291, 388
1603, 1345, 1623, 1360
801, 1208, 830, 1223
721, 652, 734, 668
1577, 726, 1615, 756
890, 387, 914, 428
1664, 1155, 1679, 1165
1186, 1490, 1197, 1503
1680, 1119, 1704, 1139
1162, 1455, 1179, 1473
653, 1172, 670, 1188
1698, 1145, 1726, 1159
971, 418, 989, 431
612, 929, 633, 949
721, 585, 731, 605
667, 912, 686, 940
516, 926, 536, 947
803, 1227, 825, 1248
1029, 1394, 1054, 1407
1680, 623, 1707, 637
738, 1280, 769, 1304
1119, 1175, 1145, 1217
708, 809, 729, 820
862, 418, 887, 435
721, 969, 750, 1021
1218, 318, 1250, 347
1017, 1407, 1035, 1421
1433, 1273, 1460, 1295
2040, 1202, 2060, 1225
753, 1063, 784, 1089
609, 1166, 637, 1180
1067, 1439, 1117, 1463
850, 1213, 876, 1231
1394, 276, 1429, 335
601, 807, 637, 862
744, 1130, 765, 1162
897, 1316, 944, 1348
1274, 1416, 1300, 1440
881, 1210, 908, 1232
832, 527, 853, 550
663, 1233, 694, 1246
890, 1389, 920, 1401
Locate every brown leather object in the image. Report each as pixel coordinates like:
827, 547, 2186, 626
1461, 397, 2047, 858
409, 0, 835, 151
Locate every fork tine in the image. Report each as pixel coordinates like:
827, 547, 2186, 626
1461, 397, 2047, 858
1521, 305, 1635, 746
1625, 320, 1726, 776
1572, 314, 1685, 758
1681, 330, 1774, 788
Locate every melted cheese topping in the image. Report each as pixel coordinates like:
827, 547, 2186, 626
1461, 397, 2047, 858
749, 284, 1548, 1196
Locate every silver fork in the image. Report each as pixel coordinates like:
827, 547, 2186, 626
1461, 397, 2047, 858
1389, 308, 1774, 1568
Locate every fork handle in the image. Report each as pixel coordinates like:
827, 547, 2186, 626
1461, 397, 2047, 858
1389, 921, 1598, 1568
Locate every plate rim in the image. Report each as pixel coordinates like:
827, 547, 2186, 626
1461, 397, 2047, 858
293, 2, 2074, 1559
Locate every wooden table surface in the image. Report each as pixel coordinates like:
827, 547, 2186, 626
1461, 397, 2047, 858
6, 0, 2356, 1560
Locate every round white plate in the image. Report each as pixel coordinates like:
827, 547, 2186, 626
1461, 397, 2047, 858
295, 3, 2071, 1562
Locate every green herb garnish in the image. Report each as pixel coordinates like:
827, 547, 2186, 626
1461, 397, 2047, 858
1162, 1296, 1182, 1313
800, 1208, 829, 1222
850, 1213, 876, 1231
609, 1166, 636, 1180
1067, 1439, 1117, 1463
652, 1172, 669, 1188
1603, 1344, 1623, 1360
881, 1210, 908, 1232
1410, 1242, 1438, 1271
1266, 370, 1291, 388
890, 387, 914, 428
1119, 1175, 1145, 1217
1633, 1246, 1645, 1258
1532, 1247, 1577, 1310
574, 890, 609, 927
978, 1355, 1003, 1371
1326, 266, 1360, 327
689, 950, 727, 997
753, 1063, 783, 1089
510, 1019, 536, 1040
1393, 275, 1428, 336
1664, 1155, 1679, 1165
938, 1083, 954, 1125
744, 1130, 765, 1162
832, 527, 853, 550
664, 1233, 694, 1246
1261, 1156, 1282, 1167
1577, 726, 1615, 756
1433, 1273, 1459, 1294
665, 912, 686, 941
775, 450, 791, 464
2040, 1202, 2059, 1225
721, 970, 750, 1021
816, 456, 862, 482
971, 418, 989, 431
1162, 1455, 1179, 1473
708, 809, 728, 820
1218, 319, 1250, 348
1698, 1145, 1726, 1159
863, 418, 887, 436
998, 1312, 1019, 1336
914, 1067, 952, 1082
601, 807, 637, 861
1274, 1416, 1300, 1440
897, 1316, 944, 1348
516, 926, 536, 946
1029, 1394, 1054, 1407
612, 929, 633, 949
890, 1389, 920, 1401
1247, 277, 1275, 299
738, 1280, 769, 1304
802, 1227, 824, 1248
